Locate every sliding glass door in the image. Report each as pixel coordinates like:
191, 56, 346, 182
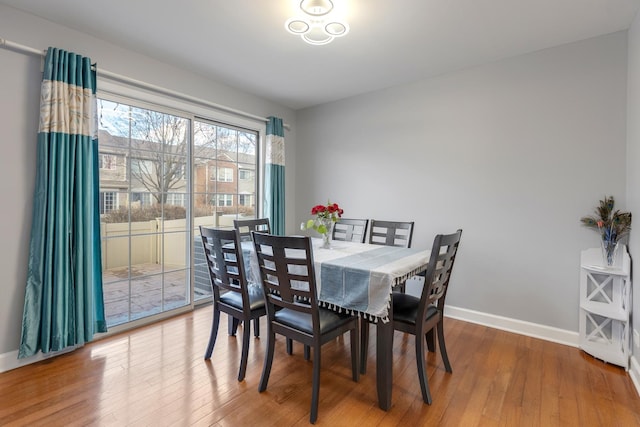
192, 119, 258, 301
97, 96, 259, 327
98, 98, 190, 326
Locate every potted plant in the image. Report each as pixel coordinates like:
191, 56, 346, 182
580, 196, 631, 266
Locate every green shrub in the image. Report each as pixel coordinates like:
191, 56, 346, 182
101, 204, 254, 223
102, 204, 187, 223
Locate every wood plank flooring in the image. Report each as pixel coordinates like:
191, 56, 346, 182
1, 306, 639, 426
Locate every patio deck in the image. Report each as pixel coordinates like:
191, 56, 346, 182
102, 263, 211, 326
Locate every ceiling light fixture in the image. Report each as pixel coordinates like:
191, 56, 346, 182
285, 0, 349, 46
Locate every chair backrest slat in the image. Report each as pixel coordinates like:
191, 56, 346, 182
420, 230, 462, 313
332, 218, 369, 243
369, 220, 415, 248
234, 218, 271, 242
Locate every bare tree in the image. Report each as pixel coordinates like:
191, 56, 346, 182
129, 109, 188, 204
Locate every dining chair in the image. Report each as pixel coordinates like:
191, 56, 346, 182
251, 232, 359, 424
235, 217, 308, 358
332, 218, 369, 243
234, 217, 271, 242
368, 219, 415, 293
368, 219, 414, 248
230, 217, 271, 335
362, 229, 462, 404
199, 226, 267, 382
236, 216, 311, 359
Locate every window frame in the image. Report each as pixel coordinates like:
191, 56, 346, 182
99, 153, 118, 170
215, 193, 233, 207
239, 169, 252, 180
216, 167, 234, 182
100, 191, 118, 214
239, 194, 253, 207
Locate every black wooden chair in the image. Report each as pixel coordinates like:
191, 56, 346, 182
252, 232, 359, 424
363, 229, 462, 404
332, 218, 369, 243
234, 217, 271, 242
199, 226, 266, 382
368, 219, 414, 248
235, 217, 310, 359
368, 219, 415, 293
229, 217, 271, 335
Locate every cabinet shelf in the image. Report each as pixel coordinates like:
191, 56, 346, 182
579, 300, 628, 321
578, 245, 631, 370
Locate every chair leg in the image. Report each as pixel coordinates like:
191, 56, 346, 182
304, 345, 311, 361
253, 318, 260, 337
228, 315, 240, 336
360, 319, 369, 374
350, 327, 359, 382
286, 338, 293, 355
437, 320, 452, 373
204, 308, 220, 359
426, 329, 436, 352
310, 345, 321, 424
259, 329, 276, 392
415, 332, 432, 404
238, 320, 251, 382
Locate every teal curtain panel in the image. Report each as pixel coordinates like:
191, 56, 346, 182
265, 116, 285, 235
19, 47, 107, 358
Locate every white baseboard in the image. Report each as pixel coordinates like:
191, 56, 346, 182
444, 305, 580, 348
0, 346, 76, 374
630, 355, 640, 397
0, 307, 191, 374
0, 306, 611, 375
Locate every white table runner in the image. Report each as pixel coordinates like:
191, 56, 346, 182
313, 240, 429, 320
246, 238, 430, 321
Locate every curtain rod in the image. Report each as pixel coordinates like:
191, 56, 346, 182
0, 37, 290, 130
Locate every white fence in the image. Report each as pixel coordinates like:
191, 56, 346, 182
100, 214, 238, 269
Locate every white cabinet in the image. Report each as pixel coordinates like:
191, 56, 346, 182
579, 245, 631, 370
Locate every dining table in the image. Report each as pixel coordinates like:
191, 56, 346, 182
244, 237, 431, 411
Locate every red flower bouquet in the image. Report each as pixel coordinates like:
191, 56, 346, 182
304, 201, 344, 248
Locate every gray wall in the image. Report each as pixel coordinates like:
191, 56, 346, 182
627, 13, 640, 367
295, 32, 628, 333
0, 4, 297, 357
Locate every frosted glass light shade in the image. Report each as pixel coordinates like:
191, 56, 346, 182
286, 19, 310, 34
300, 0, 334, 16
325, 22, 348, 36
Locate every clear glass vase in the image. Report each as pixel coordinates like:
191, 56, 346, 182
320, 219, 333, 249
321, 231, 331, 249
600, 238, 619, 267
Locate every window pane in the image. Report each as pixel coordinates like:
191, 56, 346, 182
163, 232, 188, 269
103, 280, 130, 326
131, 273, 163, 321
193, 121, 217, 155
101, 236, 130, 283
194, 120, 258, 220
238, 131, 256, 156
99, 99, 191, 327
164, 269, 189, 310
217, 127, 238, 160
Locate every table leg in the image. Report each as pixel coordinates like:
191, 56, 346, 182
376, 317, 394, 410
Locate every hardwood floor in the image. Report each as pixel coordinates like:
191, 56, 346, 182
1, 306, 639, 426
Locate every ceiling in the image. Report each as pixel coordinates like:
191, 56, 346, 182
1, 0, 639, 110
